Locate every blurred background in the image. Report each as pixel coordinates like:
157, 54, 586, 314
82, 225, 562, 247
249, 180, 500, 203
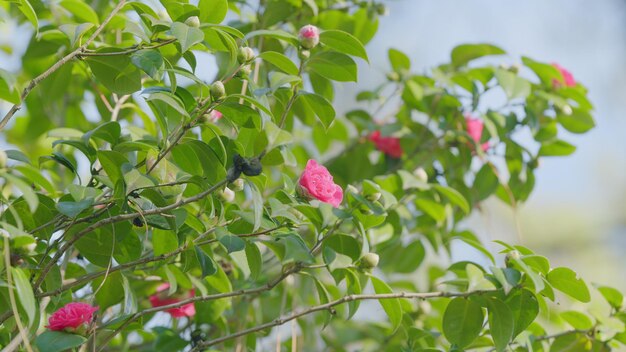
346, 0, 626, 290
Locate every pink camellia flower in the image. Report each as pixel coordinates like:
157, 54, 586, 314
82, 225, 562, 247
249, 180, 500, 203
298, 24, 320, 49
551, 63, 576, 88
209, 110, 223, 123
465, 115, 490, 152
297, 160, 343, 207
149, 283, 196, 318
47, 302, 98, 332
369, 130, 403, 158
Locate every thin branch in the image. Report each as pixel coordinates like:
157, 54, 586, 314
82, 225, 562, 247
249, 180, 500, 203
32, 178, 228, 291
78, 39, 177, 57
0, 0, 128, 131
192, 289, 500, 350
36, 224, 285, 298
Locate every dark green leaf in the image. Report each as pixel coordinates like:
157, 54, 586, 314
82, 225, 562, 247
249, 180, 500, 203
35, 331, 87, 352
451, 43, 505, 66
307, 52, 357, 82
442, 297, 484, 348
320, 30, 368, 62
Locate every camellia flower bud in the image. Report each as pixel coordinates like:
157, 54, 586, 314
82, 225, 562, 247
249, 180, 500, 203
504, 250, 521, 267
298, 24, 320, 49
220, 186, 235, 203
237, 46, 255, 64
386, 72, 400, 82
346, 184, 359, 194
561, 104, 573, 116
365, 192, 381, 202
239, 64, 252, 76
210, 81, 226, 101
184, 16, 200, 28
298, 49, 310, 60
359, 253, 380, 269
231, 178, 244, 192
414, 167, 428, 183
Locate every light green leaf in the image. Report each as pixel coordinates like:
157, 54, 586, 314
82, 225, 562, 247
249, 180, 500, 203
370, 276, 402, 332
259, 51, 299, 75
16, 0, 38, 35
307, 52, 357, 82
495, 69, 531, 100
170, 22, 204, 53
320, 30, 368, 62
451, 43, 505, 66
539, 139, 576, 157
59, 0, 99, 24
388, 48, 410, 72
11, 267, 36, 325
557, 109, 595, 134
199, 0, 228, 24
295, 92, 336, 129
546, 267, 590, 302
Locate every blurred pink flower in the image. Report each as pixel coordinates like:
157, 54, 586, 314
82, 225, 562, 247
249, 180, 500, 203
149, 283, 196, 318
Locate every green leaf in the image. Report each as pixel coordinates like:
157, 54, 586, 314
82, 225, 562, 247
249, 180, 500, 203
56, 199, 94, 218
83, 121, 121, 145
59, 0, 99, 24
597, 286, 623, 309
131, 49, 164, 80
86, 51, 142, 95
486, 298, 514, 352
295, 92, 336, 129
59, 23, 94, 47
325, 234, 360, 261
153, 229, 178, 256
247, 181, 264, 232
320, 30, 368, 62
2, 173, 39, 212
244, 29, 299, 46
388, 48, 410, 72
391, 240, 426, 273
219, 233, 246, 253
170, 22, 205, 53
244, 241, 262, 280
97, 150, 129, 186
473, 163, 499, 201
505, 289, 539, 338
495, 69, 531, 100
442, 297, 484, 348
539, 139, 576, 157
11, 267, 36, 325
16, 0, 38, 35
145, 91, 189, 116
557, 109, 595, 134
198, 0, 228, 24
0, 69, 20, 104
195, 246, 217, 277
370, 276, 402, 332
433, 184, 470, 214
35, 331, 87, 352
546, 267, 590, 302
561, 311, 593, 330
259, 51, 299, 75
451, 43, 505, 66
307, 52, 357, 82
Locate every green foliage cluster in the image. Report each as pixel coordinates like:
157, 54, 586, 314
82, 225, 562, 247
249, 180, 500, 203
0, 0, 623, 351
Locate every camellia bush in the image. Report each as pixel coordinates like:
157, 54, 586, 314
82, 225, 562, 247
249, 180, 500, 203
0, 0, 625, 351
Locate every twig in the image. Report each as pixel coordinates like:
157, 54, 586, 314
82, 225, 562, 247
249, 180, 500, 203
192, 289, 500, 350
0, 0, 128, 131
